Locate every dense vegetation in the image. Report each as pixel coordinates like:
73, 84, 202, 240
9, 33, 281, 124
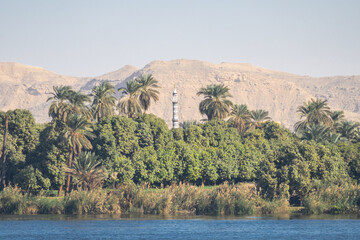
1, 79, 360, 215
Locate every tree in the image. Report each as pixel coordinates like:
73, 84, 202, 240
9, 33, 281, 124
67, 90, 91, 119
300, 124, 330, 143
47, 85, 73, 121
0, 110, 40, 188
180, 120, 198, 129
326, 132, 343, 144
1, 114, 8, 189
336, 120, 360, 142
136, 74, 160, 112
132, 146, 161, 184
13, 165, 50, 191
330, 110, 345, 129
63, 114, 95, 195
250, 109, 271, 128
118, 80, 142, 118
229, 104, 252, 134
294, 98, 332, 133
90, 81, 116, 121
197, 84, 233, 120
64, 152, 107, 191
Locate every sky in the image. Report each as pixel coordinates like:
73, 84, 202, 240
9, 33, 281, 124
0, 0, 359, 77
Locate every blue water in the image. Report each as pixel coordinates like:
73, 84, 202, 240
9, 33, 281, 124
0, 215, 359, 239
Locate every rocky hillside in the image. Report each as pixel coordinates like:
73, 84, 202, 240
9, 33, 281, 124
0, 60, 359, 129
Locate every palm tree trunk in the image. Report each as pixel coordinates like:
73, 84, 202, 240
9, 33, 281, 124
1, 114, 9, 189
58, 185, 63, 197
65, 148, 73, 195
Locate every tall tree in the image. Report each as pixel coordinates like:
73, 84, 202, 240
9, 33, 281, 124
118, 80, 142, 118
229, 104, 252, 134
47, 85, 73, 121
136, 74, 160, 112
63, 114, 94, 195
90, 81, 116, 121
0, 114, 8, 189
68, 91, 91, 119
197, 84, 233, 120
330, 110, 345, 125
294, 98, 332, 133
251, 109, 271, 128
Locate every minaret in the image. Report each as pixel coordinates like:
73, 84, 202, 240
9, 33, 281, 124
172, 86, 179, 128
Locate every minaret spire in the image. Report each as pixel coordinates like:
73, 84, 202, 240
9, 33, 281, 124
172, 86, 179, 128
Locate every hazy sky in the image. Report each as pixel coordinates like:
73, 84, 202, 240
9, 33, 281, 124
0, 0, 359, 77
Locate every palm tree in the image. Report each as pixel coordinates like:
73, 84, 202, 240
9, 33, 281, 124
67, 90, 91, 118
336, 120, 360, 141
63, 114, 95, 195
251, 109, 271, 128
300, 124, 331, 143
330, 111, 345, 125
90, 81, 116, 121
118, 80, 142, 118
197, 84, 233, 120
64, 152, 107, 191
136, 74, 160, 112
229, 104, 252, 134
353, 129, 360, 143
326, 131, 344, 144
47, 85, 73, 121
294, 98, 332, 133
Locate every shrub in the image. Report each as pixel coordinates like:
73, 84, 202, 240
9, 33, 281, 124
65, 190, 120, 214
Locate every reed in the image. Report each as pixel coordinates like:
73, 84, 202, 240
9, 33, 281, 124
35, 197, 65, 214
114, 182, 261, 216
0, 186, 29, 214
303, 183, 360, 214
65, 189, 121, 214
0, 183, 300, 215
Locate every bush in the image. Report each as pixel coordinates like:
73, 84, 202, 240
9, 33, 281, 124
303, 183, 360, 214
0, 186, 28, 214
65, 190, 121, 214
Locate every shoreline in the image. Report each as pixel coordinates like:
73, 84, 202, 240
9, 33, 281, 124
0, 212, 360, 221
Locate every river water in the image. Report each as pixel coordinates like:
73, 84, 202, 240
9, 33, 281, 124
0, 214, 359, 239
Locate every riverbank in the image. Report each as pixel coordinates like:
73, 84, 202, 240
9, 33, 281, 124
1, 183, 360, 216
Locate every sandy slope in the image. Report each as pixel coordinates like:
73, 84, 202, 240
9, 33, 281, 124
0, 60, 359, 129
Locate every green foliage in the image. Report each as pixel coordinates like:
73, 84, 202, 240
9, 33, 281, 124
0, 110, 40, 185
132, 146, 160, 184
136, 74, 160, 112
90, 81, 116, 121
13, 166, 50, 191
197, 84, 233, 120
118, 80, 142, 118
294, 98, 332, 133
228, 104, 252, 134
135, 114, 171, 150
250, 109, 271, 128
0, 186, 28, 214
65, 152, 107, 190
31, 122, 68, 189
303, 182, 360, 214
65, 190, 120, 214
3, 101, 360, 215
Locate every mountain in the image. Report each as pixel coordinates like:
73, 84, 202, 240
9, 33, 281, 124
0, 60, 359, 129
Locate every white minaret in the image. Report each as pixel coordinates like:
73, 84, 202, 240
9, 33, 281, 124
172, 87, 179, 128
